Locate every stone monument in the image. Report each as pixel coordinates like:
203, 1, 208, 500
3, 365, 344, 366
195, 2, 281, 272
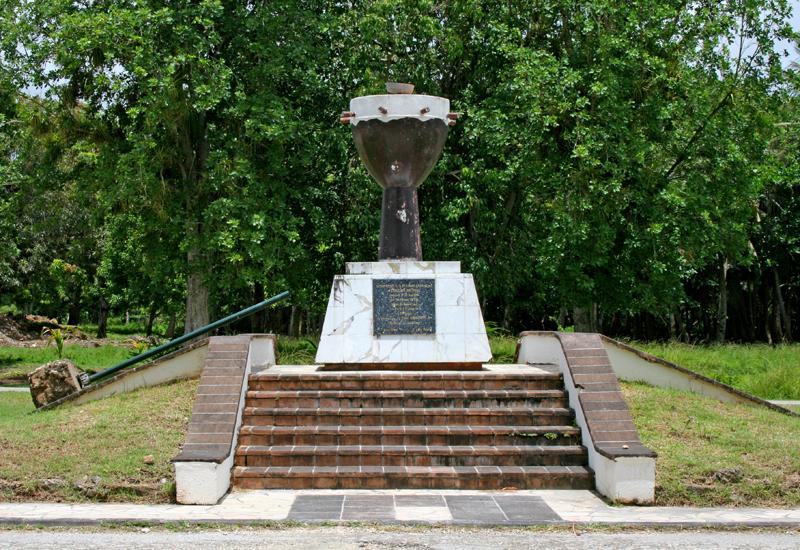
315, 84, 491, 368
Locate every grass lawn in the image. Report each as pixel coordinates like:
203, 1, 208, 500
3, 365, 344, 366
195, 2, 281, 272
622, 381, 800, 507
633, 342, 800, 400
0, 344, 131, 384
0, 379, 197, 503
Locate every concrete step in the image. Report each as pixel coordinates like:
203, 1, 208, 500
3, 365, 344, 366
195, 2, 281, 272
248, 372, 564, 391
234, 444, 588, 467
244, 389, 568, 409
233, 465, 594, 490
241, 407, 573, 427
237, 425, 583, 447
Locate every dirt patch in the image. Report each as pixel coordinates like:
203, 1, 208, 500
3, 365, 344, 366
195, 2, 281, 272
0, 314, 124, 348
0, 315, 48, 342
0, 477, 172, 503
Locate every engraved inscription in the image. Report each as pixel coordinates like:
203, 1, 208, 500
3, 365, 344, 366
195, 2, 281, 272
373, 279, 435, 335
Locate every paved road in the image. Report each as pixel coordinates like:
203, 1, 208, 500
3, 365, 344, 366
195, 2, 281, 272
0, 527, 798, 549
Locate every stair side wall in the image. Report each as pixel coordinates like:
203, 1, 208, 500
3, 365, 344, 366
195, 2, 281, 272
517, 332, 656, 504
173, 334, 276, 505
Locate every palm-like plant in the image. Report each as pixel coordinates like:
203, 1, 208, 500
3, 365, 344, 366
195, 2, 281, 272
41, 326, 73, 359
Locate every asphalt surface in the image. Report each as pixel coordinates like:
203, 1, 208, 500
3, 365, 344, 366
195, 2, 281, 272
0, 527, 798, 549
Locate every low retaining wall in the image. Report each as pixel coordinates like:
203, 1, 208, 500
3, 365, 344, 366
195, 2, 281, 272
600, 336, 797, 416
39, 339, 209, 410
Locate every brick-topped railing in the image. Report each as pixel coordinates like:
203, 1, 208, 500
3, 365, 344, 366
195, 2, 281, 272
172, 334, 277, 504
555, 333, 656, 460
173, 335, 252, 463
516, 331, 656, 503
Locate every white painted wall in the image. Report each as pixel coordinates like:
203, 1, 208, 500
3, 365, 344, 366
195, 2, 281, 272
72, 344, 208, 406
602, 339, 757, 405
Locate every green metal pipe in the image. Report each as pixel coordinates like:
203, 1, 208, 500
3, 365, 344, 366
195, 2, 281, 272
81, 290, 290, 387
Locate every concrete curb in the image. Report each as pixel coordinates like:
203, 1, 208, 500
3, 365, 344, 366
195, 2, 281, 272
0, 518, 798, 529
1, 490, 797, 528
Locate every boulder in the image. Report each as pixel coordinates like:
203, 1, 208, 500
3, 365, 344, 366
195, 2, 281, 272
27, 359, 84, 409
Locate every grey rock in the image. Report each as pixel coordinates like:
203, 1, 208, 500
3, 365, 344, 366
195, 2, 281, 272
41, 478, 66, 489
712, 467, 743, 483
27, 359, 84, 409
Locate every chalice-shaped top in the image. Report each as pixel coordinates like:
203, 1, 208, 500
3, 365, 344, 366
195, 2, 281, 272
341, 83, 456, 260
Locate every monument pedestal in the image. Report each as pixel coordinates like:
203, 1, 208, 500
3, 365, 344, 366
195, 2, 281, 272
315, 261, 492, 368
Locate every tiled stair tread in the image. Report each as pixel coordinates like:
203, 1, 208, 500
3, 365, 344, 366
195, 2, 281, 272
237, 425, 582, 440
247, 373, 564, 390
238, 424, 580, 434
236, 445, 587, 456
244, 407, 572, 415
233, 465, 594, 489
234, 465, 592, 477
250, 372, 563, 380
245, 389, 566, 398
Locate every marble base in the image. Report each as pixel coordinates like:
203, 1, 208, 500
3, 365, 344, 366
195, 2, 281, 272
315, 261, 492, 365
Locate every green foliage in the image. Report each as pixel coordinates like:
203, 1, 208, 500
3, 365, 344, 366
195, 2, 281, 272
40, 327, 72, 359
0, 0, 798, 341
277, 337, 319, 365
488, 336, 518, 364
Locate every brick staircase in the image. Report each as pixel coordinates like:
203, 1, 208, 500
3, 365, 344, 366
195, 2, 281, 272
232, 370, 594, 490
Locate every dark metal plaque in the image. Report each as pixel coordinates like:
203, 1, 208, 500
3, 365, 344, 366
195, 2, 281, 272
373, 279, 435, 335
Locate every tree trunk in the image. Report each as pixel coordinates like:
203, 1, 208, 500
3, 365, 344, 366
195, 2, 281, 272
145, 305, 158, 337
288, 306, 298, 337
184, 217, 210, 335
184, 270, 210, 334
178, 105, 210, 336
773, 269, 791, 342
772, 284, 784, 343
715, 258, 729, 343
67, 291, 81, 326
746, 279, 756, 342
762, 281, 773, 345
96, 295, 109, 339
502, 301, 513, 331
675, 307, 689, 343
166, 312, 177, 339
573, 304, 597, 332
251, 282, 266, 333
557, 307, 568, 331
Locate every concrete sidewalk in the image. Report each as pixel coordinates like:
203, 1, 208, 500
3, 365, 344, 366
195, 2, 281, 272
0, 490, 798, 527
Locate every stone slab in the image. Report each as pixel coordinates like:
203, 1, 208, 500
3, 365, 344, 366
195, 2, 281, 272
316, 263, 491, 364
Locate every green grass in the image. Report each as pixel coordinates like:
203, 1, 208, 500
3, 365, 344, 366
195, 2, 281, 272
489, 336, 518, 363
622, 381, 800, 507
0, 379, 197, 503
276, 337, 319, 364
0, 344, 132, 384
632, 342, 800, 400
78, 319, 172, 340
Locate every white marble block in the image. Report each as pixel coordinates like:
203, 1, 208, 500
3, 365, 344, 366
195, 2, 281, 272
315, 261, 492, 365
